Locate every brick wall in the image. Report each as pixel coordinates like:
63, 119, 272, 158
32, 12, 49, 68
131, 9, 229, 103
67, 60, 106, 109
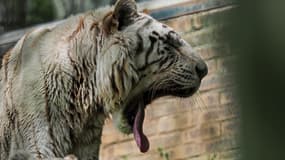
100, 4, 239, 160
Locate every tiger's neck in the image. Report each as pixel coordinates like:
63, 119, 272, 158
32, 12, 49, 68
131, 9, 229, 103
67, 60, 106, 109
65, 15, 135, 114
66, 15, 106, 112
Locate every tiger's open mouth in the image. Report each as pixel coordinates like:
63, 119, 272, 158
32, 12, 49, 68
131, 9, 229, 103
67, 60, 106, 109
121, 85, 199, 153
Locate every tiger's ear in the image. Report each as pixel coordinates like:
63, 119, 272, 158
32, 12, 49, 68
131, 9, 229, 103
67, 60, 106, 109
103, 0, 138, 34
113, 0, 138, 29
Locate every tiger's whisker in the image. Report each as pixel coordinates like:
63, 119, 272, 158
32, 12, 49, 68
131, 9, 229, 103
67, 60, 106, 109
192, 94, 202, 112
196, 91, 208, 111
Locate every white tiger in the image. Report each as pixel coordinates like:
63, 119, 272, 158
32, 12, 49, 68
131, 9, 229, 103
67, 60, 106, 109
0, 0, 207, 159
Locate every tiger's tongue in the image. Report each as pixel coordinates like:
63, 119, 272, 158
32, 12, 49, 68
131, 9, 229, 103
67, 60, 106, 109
133, 104, 149, 153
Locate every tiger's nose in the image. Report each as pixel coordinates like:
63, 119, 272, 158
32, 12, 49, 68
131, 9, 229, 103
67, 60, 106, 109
195, 61, 208, 79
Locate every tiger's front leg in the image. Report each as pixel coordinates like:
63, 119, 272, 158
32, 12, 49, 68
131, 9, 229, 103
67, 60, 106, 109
10, 151, 77, 160
10, 113, 74, 160
71, 142, 101, 160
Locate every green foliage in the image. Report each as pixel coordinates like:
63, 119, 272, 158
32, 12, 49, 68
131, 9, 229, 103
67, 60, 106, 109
158, 147, 170, 160
117, 148, 219, 160
208, 153, 218, 160
121, 155, 128, 160
26, 0, 55, 25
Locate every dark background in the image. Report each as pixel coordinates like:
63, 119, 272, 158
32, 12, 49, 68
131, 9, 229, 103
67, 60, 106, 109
228, 0, 285, 160
0, 0, 148, 33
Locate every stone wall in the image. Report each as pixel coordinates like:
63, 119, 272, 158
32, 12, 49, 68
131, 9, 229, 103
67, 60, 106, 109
100, 3, 239, 160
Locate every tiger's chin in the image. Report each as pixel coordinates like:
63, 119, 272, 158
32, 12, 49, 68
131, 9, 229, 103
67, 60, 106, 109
113, 84, 200, 153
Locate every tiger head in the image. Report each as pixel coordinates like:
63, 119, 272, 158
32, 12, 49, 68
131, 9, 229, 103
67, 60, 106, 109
96, 0, 208, 152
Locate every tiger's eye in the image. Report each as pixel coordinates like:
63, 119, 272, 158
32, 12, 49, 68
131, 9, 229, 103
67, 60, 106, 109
159, 50, 165, 55
152, 31, 160, 36
164, 47, 170, 51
